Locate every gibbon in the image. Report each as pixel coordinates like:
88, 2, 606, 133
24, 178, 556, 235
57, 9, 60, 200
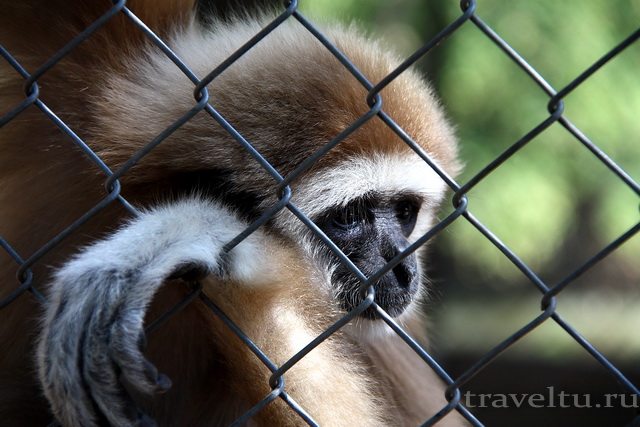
0, 0, 464, 426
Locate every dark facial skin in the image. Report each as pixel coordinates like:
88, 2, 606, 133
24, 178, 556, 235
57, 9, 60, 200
318, 193, 422, 319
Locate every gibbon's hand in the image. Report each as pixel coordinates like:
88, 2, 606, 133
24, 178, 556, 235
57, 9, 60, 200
36, 198, 263, 427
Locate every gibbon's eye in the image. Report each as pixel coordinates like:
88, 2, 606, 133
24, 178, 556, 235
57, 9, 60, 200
396, 199, 419, 236
332, 204, 367, 230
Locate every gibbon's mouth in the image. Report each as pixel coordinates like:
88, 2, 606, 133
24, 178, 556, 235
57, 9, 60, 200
335, 270, 420, 320
361, 289, 415, 320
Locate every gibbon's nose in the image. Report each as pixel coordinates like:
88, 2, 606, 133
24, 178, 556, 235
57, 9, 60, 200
380, 234, 418, 291
390, 260, 416, 290
378, 256, 418, 294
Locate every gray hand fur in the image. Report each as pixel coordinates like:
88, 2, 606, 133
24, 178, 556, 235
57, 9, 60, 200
36, 198, 258, 426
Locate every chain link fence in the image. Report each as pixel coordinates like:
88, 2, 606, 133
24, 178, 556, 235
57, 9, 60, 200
1, 0, 639, 425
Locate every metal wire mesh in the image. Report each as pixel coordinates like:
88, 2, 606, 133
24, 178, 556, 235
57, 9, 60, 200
1, 0, 639, 425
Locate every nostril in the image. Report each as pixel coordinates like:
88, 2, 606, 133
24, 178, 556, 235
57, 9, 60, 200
392, 263, 412, 289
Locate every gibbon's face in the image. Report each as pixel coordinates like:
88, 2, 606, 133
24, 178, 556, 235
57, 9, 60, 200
317, 192, 421, 319
280, 151, 449, 322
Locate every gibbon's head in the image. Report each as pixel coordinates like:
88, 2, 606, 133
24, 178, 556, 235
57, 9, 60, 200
93, 17, 459, 323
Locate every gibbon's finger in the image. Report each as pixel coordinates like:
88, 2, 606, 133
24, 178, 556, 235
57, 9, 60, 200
81, 270, 170, 426
37, 267, 162, 426
37, 198, 264, 425
38, 270, 109, 426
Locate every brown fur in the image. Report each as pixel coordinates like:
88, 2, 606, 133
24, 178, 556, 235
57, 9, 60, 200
136, 248, 388, 426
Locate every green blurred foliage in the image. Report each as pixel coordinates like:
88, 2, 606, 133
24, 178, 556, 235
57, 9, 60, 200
300, 0, 640, 292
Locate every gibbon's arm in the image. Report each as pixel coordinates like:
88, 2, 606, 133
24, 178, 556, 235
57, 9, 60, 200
36, 198, 267, 426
